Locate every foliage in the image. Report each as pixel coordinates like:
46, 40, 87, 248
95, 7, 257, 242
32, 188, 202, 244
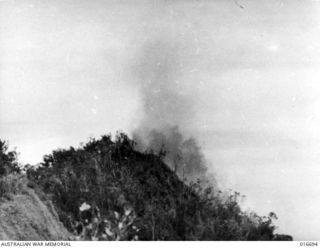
70, 201, 138, 241
0, 139, 20, 176
0, 174, 29, 199
25, 133, 292, 241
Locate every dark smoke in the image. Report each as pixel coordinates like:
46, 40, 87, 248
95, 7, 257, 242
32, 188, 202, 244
131, 39, 212, 182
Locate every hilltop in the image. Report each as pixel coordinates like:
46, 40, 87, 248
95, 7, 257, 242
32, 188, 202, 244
0, 134, 292, 240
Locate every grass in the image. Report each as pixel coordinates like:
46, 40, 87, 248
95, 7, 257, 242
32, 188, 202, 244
0, 174, 71, 240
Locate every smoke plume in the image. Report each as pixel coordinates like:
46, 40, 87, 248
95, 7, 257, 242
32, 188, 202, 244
131, 38, 212, 182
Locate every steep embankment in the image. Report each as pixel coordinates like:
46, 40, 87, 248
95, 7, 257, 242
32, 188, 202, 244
0, 175, 70, 240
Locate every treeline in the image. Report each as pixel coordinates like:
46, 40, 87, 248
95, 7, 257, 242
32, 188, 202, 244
0, 134, 292, 240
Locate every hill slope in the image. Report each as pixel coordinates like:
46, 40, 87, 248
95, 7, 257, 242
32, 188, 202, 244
25, 133, 292, 241
0, 175, 70, 240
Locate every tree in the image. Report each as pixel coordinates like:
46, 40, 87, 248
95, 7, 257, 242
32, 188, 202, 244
0, 139, 20, 176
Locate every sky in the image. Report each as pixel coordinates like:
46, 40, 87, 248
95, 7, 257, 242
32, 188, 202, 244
1, 0, 320, 240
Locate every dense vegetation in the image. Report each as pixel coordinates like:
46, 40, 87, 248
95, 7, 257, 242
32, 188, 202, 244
0, 135, 292, 241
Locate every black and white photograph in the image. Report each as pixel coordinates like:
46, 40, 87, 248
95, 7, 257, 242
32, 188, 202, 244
0, 0, 319, 243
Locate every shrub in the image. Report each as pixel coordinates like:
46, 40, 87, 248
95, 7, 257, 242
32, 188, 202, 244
0, 174, 28, 199
0, 139, 20, 176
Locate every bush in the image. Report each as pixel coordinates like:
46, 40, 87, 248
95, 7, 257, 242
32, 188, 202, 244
0, 139, 20, 176
71, 201, 138, 241
0, 174, 28, 200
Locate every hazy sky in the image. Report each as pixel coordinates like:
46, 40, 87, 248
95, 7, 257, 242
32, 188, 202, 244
1, 0, 320, 240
